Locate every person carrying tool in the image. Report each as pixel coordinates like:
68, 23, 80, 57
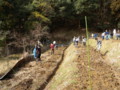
50, 43, 55, 55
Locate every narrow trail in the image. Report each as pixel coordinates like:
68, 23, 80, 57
38, 47, 67, 90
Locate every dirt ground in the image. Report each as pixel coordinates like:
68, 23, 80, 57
0, 54, 22, 77
45, 44, 120, 90
0, 44, 120, 90
89, 39, 120, 68
64, 45, 120, 90
0, 47, 66, 90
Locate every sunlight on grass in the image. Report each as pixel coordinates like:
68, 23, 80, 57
0, 54, 22, 76
46, 44, 79, 90
89, 39, 120, 68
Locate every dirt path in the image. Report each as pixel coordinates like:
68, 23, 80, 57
0, 47, 66, 90
45, 44, 120, 90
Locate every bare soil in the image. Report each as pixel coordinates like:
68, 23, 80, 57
0, 44, 120, 90
0, 47, 65, 90
64, 45, 120, 90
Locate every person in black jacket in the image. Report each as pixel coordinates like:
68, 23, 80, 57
36, 45, 41, 62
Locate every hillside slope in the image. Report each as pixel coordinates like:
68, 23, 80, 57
45, 44, 120, 90
89, 39, 120, 68
0, 43, 120, 90
0, 47, 66, 90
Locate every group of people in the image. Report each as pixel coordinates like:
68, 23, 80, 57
33, 40, 57, 62
101, 29, 120, 40
92, 28, 120, 51
73, 36, 87, 46
72, 35, 102, 51
33, 41, 43, 62
33, 28, 120, 61
92, 29, 120, 40
73, 36, 80, 46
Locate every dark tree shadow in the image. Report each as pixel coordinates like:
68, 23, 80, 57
102, 51, 109, 56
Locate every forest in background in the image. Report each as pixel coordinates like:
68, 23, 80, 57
0, 0, 120, 56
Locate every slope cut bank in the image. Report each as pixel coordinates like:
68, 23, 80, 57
89, 39, 120, 69
45, 44, 120, 90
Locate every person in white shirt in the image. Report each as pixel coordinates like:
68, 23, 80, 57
113, 29, 116, 39
101, 32, 105, 40
53, 41, 56, 48
82, 37, 86, 46
76, 37, 80, 45
91, 33, 94, 38
73, 36, 76, 45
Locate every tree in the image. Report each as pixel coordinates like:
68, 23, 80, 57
111, 0, 120, 27
0, 0, 33, 32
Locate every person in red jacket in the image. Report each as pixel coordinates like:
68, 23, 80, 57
50, 43, 55, 55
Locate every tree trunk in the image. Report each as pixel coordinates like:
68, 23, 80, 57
78, 19, 81, 28
23, 39, 26, 53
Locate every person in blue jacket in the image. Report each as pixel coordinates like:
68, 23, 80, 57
33, 45, 37, 59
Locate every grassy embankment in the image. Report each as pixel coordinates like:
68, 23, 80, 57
45, 43, 120, 90
0, 54, 22, 76
89, 39, 120, 68
45, 44, 79, 90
